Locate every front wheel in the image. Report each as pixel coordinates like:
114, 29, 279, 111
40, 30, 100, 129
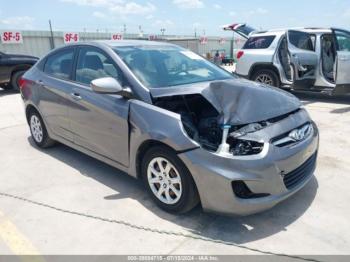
252, 69, 280, 87
141, 146, 199, 214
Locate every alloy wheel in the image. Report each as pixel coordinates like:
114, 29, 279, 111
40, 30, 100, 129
30, 115, 43, 143
147, 157, 182, 205
256, 74, 274, 85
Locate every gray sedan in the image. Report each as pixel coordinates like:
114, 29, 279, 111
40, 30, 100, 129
20, 41, 319, 216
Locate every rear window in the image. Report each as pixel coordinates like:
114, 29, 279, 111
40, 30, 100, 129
243, 35, 275, 49
288, 31, 315, 51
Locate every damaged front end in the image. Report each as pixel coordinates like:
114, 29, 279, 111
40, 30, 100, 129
148, 79, 318, 215
152, 79, 302, 158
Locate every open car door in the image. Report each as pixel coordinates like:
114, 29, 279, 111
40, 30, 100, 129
286, 30, 318, 90
222, 23, 256, 39
332, 28, 350, 95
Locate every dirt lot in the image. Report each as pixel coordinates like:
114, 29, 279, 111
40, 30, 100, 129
0, 88, 349, 258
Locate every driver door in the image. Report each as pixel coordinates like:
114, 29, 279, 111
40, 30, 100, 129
286, 30, 318, 90
68, 46, 130, 167
332, 29, 350, 95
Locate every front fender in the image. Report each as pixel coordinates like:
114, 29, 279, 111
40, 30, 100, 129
128, 100, 199, 177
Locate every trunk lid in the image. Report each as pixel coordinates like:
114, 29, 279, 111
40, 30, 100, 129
222, 23, 257, 39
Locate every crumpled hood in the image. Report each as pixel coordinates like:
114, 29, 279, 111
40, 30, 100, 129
150, 78, 301, 125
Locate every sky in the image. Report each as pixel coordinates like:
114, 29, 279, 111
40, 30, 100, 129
0, 0, 349, 37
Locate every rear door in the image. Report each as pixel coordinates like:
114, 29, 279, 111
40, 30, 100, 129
223, 23, 256, 39
39, 47, 76, 142
332, 29, 350, 94
286, 30, 318, 89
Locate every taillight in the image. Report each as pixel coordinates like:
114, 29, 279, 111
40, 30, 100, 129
237, 50, 244, 60
19, 77, 27, 90
18, 77, 32, 98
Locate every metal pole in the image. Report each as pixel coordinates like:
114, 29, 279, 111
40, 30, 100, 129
49, 20, 55, 50
232, 31, 235, 60
123, 24, 127, 35
83, 28, 86, 41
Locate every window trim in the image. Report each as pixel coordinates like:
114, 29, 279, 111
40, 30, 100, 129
43, 46, 78, 82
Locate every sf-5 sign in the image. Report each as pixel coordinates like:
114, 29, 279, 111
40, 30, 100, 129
1, 31, 23, 44
63, 32, 79, 44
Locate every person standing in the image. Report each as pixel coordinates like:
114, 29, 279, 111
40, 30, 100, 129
214, 50, 221, 65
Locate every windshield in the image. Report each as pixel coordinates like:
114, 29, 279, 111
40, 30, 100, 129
114, 46, 233, 88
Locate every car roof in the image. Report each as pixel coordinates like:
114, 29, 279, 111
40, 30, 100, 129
69, 40, 178, 48
251, 27, 333, 36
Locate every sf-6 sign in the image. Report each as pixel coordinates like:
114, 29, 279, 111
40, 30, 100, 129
63, 32, 79, 44
1, 31, 23, 44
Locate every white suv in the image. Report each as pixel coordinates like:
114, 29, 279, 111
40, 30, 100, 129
228, 24, 350, 95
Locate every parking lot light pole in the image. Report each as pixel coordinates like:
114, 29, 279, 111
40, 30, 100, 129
161, 28, 166, 37
48, 20, 55, 50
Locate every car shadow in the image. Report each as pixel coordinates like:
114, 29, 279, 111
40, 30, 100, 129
290, 90, 350, 106
0, 87, 17, 97
27, 137, 318, 245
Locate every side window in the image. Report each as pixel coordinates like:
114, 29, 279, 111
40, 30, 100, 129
44, 49, 74, 80
334, 30, 350, 51
288, 31, 315, 51
242, 35, 276, 49
75, 47, 124, 86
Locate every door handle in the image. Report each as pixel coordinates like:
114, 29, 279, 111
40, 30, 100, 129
71, 92, 82, 100
36, 80, 43, 85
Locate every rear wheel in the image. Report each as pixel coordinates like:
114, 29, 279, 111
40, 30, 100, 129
1, 84, 11, 90
141, 146, 199, 214
11, 70, 26, 92
28, 110, 56, 148
252, 69, 280, 87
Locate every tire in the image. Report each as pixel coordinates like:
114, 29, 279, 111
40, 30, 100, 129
252, 69, 281, 87
141, 145, 199, 214
1, 84, 13, 90
11, 70, 26, 92
28, 109, 56, 148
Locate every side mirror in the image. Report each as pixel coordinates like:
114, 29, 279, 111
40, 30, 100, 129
91, 77, 123, 94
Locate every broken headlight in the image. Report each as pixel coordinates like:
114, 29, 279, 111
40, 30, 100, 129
230, 139, 264, 156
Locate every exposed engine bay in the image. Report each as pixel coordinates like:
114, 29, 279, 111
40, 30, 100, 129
154, 94, 221, 151
151, 79, 302, 157
153, 94, 274, 156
